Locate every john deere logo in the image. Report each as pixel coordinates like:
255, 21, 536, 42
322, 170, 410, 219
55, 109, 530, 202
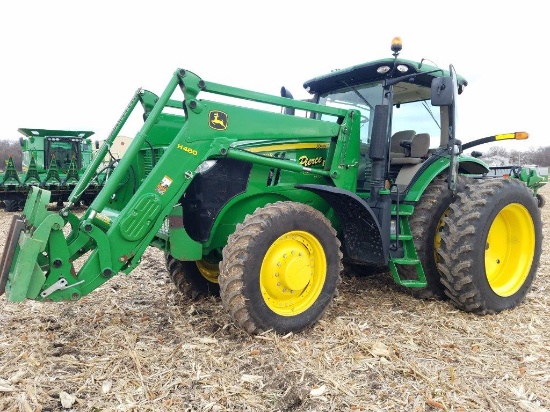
209, 110, 228, 130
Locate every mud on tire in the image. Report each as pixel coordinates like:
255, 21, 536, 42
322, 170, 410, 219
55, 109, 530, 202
399, 176, 466, 300
437, 178, 542, 314
219, 201, 343, 335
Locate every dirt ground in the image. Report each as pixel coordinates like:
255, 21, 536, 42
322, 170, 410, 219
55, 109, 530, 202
0, 185, 549, 412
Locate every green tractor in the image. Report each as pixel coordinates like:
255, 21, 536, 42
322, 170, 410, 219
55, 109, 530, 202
0, 38, 542, 335
0, 128, 107, 211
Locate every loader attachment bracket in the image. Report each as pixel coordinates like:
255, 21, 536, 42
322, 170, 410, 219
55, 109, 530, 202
0, 187, 72, 301
0, 215, 25, 295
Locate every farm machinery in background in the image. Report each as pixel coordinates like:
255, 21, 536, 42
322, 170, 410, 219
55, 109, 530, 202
0, 38, 543, 335
0, 128, 111, 211
466, 147, 548, 208
488, 164, 547, 208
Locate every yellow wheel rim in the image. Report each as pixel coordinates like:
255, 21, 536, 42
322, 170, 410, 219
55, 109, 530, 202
485, 203, 535, 297
260, 230, 327, 316
196, 260, 220, 284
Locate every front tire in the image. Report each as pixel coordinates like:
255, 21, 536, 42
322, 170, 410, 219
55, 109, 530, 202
219, 201, 343, 335
165, 254, 220, 298
437, 178, 542, 314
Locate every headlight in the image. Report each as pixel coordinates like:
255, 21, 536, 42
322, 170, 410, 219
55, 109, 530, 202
195, 160, 217, 174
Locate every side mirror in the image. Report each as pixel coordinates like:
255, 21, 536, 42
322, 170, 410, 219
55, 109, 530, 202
431, 77, 454, 106
95, 140, 100, 150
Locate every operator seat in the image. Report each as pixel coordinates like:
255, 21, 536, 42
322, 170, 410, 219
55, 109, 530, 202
391, 133, 430, 165
390, 130, 416, 160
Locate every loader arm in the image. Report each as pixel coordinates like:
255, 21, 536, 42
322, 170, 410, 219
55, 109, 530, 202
1, 69, 358, 302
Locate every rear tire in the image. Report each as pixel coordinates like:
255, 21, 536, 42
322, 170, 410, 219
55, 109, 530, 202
165, 254, 220, 298
400, 176, 464, 300
437, 178, 542, 314
219, 201, 343, 334
3, 199, 20, 212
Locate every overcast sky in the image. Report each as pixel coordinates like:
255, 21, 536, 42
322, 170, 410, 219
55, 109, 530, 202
0, 1, 546, 152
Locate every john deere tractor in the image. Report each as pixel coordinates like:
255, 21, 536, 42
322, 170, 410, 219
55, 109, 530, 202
0, 38, 542, 335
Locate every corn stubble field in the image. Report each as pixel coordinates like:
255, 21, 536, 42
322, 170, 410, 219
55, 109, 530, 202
0, 185, 549, 412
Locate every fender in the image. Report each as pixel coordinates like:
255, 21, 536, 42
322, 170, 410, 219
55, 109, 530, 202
405, 155, 490, 202
296, 184, 387, 265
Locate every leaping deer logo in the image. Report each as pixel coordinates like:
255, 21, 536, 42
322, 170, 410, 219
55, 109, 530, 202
209, 111, 228, 130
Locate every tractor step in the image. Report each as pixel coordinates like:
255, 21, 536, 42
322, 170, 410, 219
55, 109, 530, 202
388, 258, 427, 288
391, 234, 413, 240
391, 257, 420, 265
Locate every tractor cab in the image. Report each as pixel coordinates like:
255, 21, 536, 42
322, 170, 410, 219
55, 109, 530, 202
18, 128, 94, 173
303, 39, 468, 194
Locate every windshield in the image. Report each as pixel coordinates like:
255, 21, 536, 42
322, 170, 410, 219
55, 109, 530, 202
316, 80, 443, 191
392, 100, 441, 148
318, 82, 384, 146
318, 81, 441, 148
46, 139, 82, 169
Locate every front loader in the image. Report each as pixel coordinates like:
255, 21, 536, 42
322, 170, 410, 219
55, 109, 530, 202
1, 38, 542, 334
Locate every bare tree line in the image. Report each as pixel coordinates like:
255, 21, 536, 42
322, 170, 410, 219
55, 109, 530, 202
471, 146, 550, 167
0, 140, 22, 171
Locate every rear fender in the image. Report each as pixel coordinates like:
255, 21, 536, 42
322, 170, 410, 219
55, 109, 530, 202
296, 184, 386, 265
405, 157, 490, 202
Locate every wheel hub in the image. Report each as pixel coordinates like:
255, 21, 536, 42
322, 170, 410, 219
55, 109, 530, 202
260, 230, 327, 316
196, 259, 220, 283
282, 256, 311, 290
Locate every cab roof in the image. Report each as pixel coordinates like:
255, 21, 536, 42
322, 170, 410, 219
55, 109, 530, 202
303, 58, 468, 96
18, 128, 95, 139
